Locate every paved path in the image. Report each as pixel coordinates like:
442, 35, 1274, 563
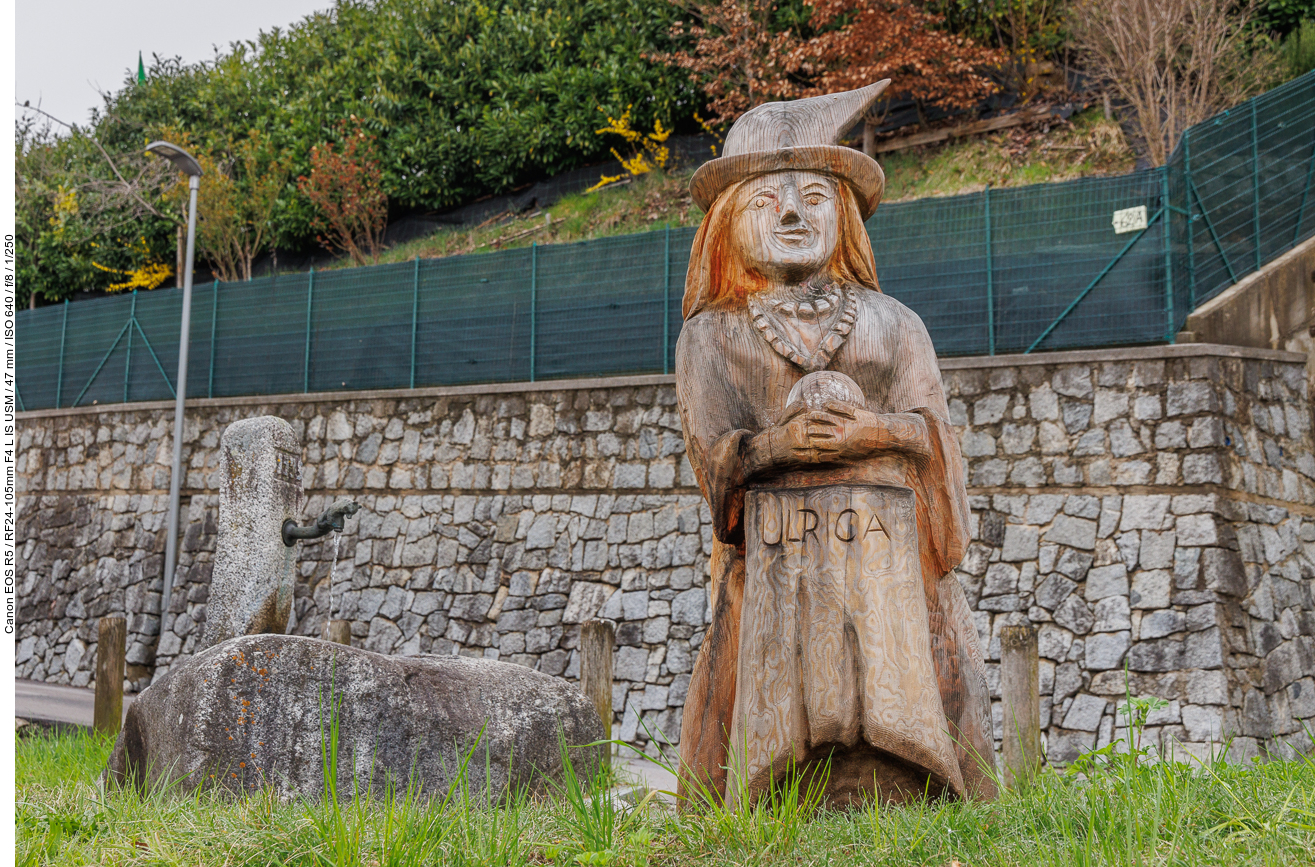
16, 679, 133, 727
617, 752, 679, 797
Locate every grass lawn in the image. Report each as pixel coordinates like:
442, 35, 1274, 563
16, 725, 1315, 866
351, 108, 1135, 272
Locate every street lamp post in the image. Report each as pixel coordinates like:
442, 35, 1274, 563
146, 141, 202, 631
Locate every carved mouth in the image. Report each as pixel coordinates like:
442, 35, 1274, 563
775, 228, 812, 244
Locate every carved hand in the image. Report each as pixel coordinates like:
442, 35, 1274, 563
746, 402, 931, 473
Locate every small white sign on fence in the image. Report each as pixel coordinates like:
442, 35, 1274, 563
1112, 205, 1148, 234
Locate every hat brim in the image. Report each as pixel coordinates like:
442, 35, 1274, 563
690, 146, 885, 220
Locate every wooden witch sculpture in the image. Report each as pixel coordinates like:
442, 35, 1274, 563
674, 80, 998, 808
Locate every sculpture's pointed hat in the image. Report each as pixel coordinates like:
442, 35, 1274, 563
690, 80, 890, 219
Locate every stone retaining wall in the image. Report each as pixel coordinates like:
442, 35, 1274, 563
16, 344, 1315, 763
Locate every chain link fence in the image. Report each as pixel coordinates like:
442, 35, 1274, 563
17, 72, 1315, 411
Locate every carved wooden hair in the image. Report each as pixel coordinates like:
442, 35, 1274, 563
681, 177, 881, 320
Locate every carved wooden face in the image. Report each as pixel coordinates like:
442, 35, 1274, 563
730, 171, 839, 285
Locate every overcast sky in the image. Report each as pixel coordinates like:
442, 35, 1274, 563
16, 0, 334, 127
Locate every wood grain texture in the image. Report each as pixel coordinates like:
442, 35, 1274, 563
94, 615, 126, 735
676, 81, 997, 808
729, 484, 964, 808
1001, 625, 1041, 788
580, 619, 615, 762
689, 80, 889, 218
674, 292, 997, 806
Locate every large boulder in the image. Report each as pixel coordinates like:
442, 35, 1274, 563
106, 635, 605, 800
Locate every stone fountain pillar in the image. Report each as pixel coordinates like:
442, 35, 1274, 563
199, 416, 304, 650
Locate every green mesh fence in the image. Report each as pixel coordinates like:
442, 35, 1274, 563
16, 72, 1315, 412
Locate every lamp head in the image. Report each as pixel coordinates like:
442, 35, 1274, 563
145, 140, 202, 178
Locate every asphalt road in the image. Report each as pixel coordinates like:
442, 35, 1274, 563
15, 678, 133, 727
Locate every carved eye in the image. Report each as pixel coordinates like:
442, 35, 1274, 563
754, 197, 769, 209
804, 194, 825, 206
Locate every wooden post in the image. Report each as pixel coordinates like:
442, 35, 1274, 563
323, 620, 352, 645
580, 619, 615, 765
94, 616, 127, 736
1000, 625, 1040, 788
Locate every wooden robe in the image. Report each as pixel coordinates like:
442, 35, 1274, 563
674, 284, 998, 807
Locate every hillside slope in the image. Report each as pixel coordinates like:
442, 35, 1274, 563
360, 107, 1134, 269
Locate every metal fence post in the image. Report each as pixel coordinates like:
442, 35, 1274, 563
55, 299, 68, 409
1252, 99, 1262, 272
410, 256, 420, 389
529, 243, 537, 383
1184, 130, 1197, 310
304, 269, 314, 393
663, 224, 671, 375
984, 186, 995, 356
1162, 169, 1175, 342
208, 280, 218, 399
124, 291, 137, 403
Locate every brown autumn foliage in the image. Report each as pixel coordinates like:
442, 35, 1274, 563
649, 0, 1005, 127
789, 0, 1005, 107
647, 0, 799, 126
297, 120, 388, 266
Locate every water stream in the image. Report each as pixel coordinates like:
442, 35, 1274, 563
327, 532, 342, 621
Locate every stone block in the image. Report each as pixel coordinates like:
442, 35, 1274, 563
1129, 638, 1185, 672
613, 464, 647, 488
621, 590, 649, 621
562, 582, 613, 624
1064, 694, 1108, 731
1130, 570, 1171, 609
1085, 632, 1130, 670
1035, 574, 1076, 610
979, 594, 1023, 612
983, 563, 1020, 596
1045, 516, 1098, 551
205, 417, 304, 650
1037, 624, 1073, 661
1085, 564, 1129, 601
1138, 531, 1175, 570
496, 609, 539, 634
1119, 496, 1170, 532
1001, 525, 1040, 562
1054, 595, 1094, 635
1166, 382, 1218, 416
1139, 609, 1185, 639
1199, 548, 1245, 596
1264, 638, 1315, 694
1181, 704, 1224, 742
1093, 596, 1131, 633
1185, 628, 1225, 669
1093, 391, 1129, 425
1185, 670, 1228, 706
671, 588, 708, 626
1052, 367, 1094, 399
973, 393, 1010, 425
1176, 514, 1219, 547
614, 646, 648, 682
1055, 549, 1094, 581
1288, 678, 1315, 719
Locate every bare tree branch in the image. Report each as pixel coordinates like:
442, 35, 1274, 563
16, 102, 181, 224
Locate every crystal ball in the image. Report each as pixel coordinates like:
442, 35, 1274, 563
786, 371, 865, 410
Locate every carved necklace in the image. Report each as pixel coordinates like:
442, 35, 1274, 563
748, 283, 857, 373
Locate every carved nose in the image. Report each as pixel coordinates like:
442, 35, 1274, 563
779, 206, 801, 226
